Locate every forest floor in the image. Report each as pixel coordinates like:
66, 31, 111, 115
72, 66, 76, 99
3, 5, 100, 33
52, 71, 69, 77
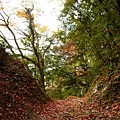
32, 93, 120, 120
0, 48, 120, 120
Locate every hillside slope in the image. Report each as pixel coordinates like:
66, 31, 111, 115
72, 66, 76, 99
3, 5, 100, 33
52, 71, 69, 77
0, 47, 50, 120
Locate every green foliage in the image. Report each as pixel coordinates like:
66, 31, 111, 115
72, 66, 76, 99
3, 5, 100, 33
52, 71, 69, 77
1, 0, 120, 100
46, 0, 120, 99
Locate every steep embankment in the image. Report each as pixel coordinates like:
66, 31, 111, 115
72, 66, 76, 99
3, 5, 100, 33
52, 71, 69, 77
0, 47, 50, 120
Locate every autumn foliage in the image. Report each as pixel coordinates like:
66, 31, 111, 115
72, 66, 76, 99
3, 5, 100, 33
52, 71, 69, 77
0, 46, 120, 119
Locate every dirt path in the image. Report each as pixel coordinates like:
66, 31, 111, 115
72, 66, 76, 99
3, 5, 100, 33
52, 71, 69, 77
32, 96, 120, 120
33, 97, 84, 120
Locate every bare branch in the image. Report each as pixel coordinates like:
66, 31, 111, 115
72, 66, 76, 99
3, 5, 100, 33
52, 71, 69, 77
0, 31, 15, 55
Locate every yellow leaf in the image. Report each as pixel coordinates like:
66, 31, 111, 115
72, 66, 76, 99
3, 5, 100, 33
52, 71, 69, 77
34, 23, 40, 27
38, 26, 48, 33
0, 7, 4, 10
17, 11, 28, 18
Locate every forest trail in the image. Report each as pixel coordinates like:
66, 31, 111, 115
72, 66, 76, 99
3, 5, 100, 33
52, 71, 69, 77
0, 47, 120, 120
33, 97, 87, 120
33, 95, 120, 120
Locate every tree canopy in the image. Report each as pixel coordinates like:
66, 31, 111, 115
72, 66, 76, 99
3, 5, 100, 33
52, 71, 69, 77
0, 0, 120, 101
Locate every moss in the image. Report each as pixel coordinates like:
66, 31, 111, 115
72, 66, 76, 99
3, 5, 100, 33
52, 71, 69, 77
101, 69, 120, 104
102, 77, 120, 103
